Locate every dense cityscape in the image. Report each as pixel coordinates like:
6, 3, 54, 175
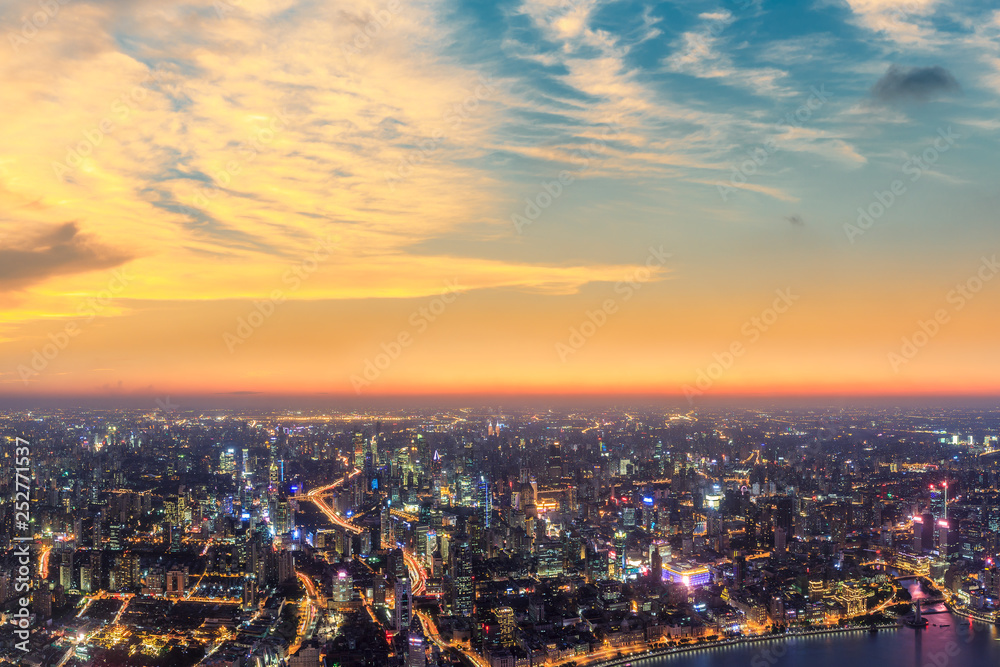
1, 404, 998, 666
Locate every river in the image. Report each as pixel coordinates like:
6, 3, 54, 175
641, 580, 999, 667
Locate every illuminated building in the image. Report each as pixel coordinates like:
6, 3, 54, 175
920, 510, 935, 551
33, 584, 52, 620
416, 525, 429, 560
242, 575, 258, 608
537, 539, 563, 578
220, 449, 235, 475
611, 530, 626, 581
278, 549, 295, 583
407, 617, 426, 667
380, 506, 391, 549
662, 562, 711, 587
937, 518, 959, 560
59, 549, 74, 591
395, 577, 412, 630
334, 570, 353, 609
452, 535, 474, 616
166, 568, 186, 597
834, 586, 867, 617
354, 432, 365, 469
495, 606, 516, 647
80, 565, 92, 594
478, 475, 491, 528
704, 492, 722, 510
808, 578, 827, 601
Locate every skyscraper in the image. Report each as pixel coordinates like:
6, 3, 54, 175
495, 606, 516, 647
452, 534, 473, 616
477, 475, 491, 528
921, 511, 935, 551
59, 550, 74, 591
395, 576, 412, 630
407, 616, 426, 667
612, 530, 626, 581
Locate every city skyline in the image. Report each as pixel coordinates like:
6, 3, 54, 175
2, 404, 999, 666
3, 0, 1000, 399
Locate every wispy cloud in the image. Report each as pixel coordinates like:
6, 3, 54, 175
664, 10, 792, 98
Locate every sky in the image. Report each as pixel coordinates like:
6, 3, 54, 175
1, 0, 999, 402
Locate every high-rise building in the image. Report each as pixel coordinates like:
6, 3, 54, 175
394, 577, 412, 630
477, 476, 491, 528
79, 565, 92, 594
912, 515, 924, 553
278, 550, 295, 583
936, 518, 958, 560
220, 449, 236, 476
334, 570, 353, 608
416, 525, 429, 561
407, 616, 426, 667
91, 519, 103, 548
33, 584, 52, 620
775, 496, 794, 535
89, 551, 102, 591
612, 530, 627, 581
354, 432, 365, 469
495, 606, 516, 647
59, 550, 74, 591
915, 511, 935, 552
452, 535, 473, 616
381, 507, 392, 550
733, 553, 747, 589
107, 524, 124, 551
745, 505, 760, 548
166, 568, 186, 597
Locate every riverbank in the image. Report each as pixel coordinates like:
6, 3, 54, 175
580, 624, 900, 667
945, 602, 997, 626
